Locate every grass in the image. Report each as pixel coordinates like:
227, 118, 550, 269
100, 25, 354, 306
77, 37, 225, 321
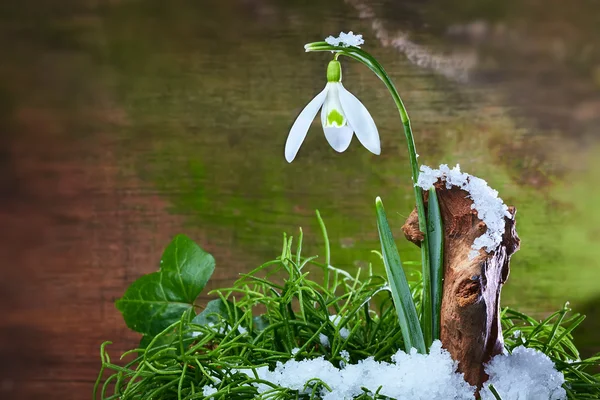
94, 224, 600, 400
95, 232, 416, 399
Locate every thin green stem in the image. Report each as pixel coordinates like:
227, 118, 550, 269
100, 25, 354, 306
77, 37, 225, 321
316, 210, 331, 290
305, 42, 435, 347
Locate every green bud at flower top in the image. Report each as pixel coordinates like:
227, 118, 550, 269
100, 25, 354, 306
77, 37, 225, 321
326, 60, 342, 82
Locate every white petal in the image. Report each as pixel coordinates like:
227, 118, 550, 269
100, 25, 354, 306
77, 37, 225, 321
323, 126, 353, 152
338, 84, 381, 155
321, 83, 346, 128
285, 87, 328, 162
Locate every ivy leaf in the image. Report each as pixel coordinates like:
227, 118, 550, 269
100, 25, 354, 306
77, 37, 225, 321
191, 299, 234, 326
116, 234, 215, 336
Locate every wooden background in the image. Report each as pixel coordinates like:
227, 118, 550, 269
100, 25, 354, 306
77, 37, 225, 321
0, 112, 240, 399
2, 1, 600, 398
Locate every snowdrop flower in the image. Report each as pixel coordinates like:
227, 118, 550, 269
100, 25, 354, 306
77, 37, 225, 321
284, 60, 381, 162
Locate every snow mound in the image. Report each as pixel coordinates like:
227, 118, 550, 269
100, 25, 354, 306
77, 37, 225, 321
232, 342, 566, 399
415, 164, 512, 259
249, 340, 475, 399
481, 346, 567, 400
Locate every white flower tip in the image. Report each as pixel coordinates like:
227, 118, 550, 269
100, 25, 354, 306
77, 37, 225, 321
285, 88, 329, 163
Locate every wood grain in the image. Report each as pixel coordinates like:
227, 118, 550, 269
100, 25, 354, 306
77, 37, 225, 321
0, 107, 241, 399
402, 184, 520, 390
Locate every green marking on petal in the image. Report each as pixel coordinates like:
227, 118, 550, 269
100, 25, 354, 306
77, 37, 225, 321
327, 109, 344, 126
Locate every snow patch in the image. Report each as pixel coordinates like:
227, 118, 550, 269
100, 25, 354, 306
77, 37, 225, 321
230, 342, 565, 399
201, 384, 217, 399
325, 31, 365, 48
415, 164, 512, 259
248, 340, 475, 399
329, 314, 351, 339
481, 346, 567, 400
319, 333, 330, 348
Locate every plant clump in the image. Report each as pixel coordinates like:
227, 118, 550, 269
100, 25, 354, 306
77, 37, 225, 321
94, 225, 600, 400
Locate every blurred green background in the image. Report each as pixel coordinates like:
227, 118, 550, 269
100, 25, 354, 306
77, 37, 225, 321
0, 0, 599, 397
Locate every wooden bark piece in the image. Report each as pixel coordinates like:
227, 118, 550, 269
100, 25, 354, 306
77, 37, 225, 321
402, 182, 520, 390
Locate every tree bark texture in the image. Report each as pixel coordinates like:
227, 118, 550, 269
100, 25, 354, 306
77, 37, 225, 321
402, 182, 520, 390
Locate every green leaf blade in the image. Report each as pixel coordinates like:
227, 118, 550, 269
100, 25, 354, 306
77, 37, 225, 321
116, 234, 215, 336
427, 188, 444, 341
375, 197, 426, 354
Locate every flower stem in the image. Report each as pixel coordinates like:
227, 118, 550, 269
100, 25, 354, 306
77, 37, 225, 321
305, 42, 441, 349
376, 72, 433, 350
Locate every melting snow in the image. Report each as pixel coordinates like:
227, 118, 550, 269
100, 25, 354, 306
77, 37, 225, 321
202, 384, 217, 399
230, 342, 565, 399
329, 314, 351, 339
415, 164, 512, 259
325, 31, 365, 48
319, 333, 330, 348
245, 341, 475, 399
481, 346, 567, 399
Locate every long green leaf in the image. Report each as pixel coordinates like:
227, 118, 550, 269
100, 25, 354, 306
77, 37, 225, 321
375, 197, 426, 354
427, 188, 444, 341
488, 384, 504, 400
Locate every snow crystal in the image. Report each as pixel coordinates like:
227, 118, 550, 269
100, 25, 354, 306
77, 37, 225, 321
415, 164, 511, 259
319, 333, 330, 348
192, 322, 248, 338
329, 314, 351, 339
339, 350, 350, 369
329, 315, 342, 326
202, 384, 217, 399
324, 31, 364, 48
339, 327, 350, 340
481, 346, 567, 400
291, 347, 300, 356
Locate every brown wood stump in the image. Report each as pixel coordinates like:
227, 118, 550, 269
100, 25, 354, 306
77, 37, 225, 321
402, 182, 520, 390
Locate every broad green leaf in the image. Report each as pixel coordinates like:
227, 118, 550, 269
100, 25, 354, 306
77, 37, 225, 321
191, 299, 235, 326
375, 197, 426, 354
139, 334, 154, 349
427, 188, 444, 341
116, 234, 215, 336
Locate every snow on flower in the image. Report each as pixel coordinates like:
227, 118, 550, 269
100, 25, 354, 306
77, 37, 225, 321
324, 31, 365, 48
284, 60, 380, 162
416, 164, 512, 259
